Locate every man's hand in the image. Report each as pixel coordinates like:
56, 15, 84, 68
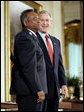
62, 85, 68, 98
37, 91, 45, 103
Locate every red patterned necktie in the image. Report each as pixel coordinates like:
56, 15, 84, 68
45, 34, 53, 65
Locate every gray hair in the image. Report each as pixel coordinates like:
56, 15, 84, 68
38, 10, 51, 18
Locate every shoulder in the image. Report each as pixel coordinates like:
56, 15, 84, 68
15, 30, 26, 40
14, 29, 31, 44
14, 30, 35, 47
49, 35, 60, 45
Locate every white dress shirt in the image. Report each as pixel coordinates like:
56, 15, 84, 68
38, 31, 53, 52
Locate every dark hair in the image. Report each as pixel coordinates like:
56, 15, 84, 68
20, 9, 34, 28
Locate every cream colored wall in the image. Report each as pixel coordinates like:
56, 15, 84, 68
1, 1, 5, 102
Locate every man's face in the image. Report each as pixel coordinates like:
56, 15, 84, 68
24, 11, 39, 32
39, 13, 51, 33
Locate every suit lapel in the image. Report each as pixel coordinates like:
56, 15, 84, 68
24, 28, 40, 44
36, 32, 52, 66
49, 35, 59, 67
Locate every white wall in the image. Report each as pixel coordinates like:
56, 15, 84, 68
52, 1, 63, 44
1, 1, 5, 102
64, 1, 80, 23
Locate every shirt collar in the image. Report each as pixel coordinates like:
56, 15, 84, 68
38, 31, 49, 38
27, 28, 37, 37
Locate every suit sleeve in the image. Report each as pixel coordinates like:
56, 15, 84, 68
15, 36, 42, 94
58, 40, 67, 87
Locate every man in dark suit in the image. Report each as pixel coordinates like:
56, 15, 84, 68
10, 9, 48, 111
36, 10, 68, 111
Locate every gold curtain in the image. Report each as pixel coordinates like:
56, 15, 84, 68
64, 20, 82, 46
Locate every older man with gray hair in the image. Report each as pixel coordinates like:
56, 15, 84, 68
36, 10, 68, 111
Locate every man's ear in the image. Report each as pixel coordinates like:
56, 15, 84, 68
23, 21, 28, 27
50, 19, 53, 25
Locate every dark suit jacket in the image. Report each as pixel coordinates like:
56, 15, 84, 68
10, 29, 48, 96
36, 32, 67, 99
